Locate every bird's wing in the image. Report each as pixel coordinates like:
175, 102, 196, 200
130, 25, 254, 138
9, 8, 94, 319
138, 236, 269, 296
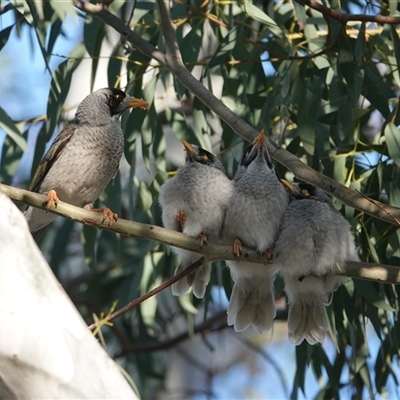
30, 125, 76, 193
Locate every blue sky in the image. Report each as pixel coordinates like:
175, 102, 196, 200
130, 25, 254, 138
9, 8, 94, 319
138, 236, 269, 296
0, 9, 83, 183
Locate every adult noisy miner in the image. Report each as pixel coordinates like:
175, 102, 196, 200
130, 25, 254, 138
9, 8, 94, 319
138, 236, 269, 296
25, 88, 149, 239
222, 129, 290, 333
273, 183, 359, 345
159, 141, 233, 299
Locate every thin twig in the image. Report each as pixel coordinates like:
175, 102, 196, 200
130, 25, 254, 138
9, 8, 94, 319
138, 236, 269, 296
116, 310, 228, 356
88, 258, 206, 330
116, 309, 290, 356
304, 0, 400, 24
355, 190, 400, 226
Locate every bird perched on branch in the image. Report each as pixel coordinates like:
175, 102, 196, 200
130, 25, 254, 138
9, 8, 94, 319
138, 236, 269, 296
273, 183, 359, 345
25, 88, 149, 240
159, 141, 233, 299
222, 129, 290, 333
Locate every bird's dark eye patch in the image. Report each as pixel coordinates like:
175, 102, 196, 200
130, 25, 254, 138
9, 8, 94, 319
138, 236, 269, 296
196, 149, 214, 164
108, 88, 125, 107
107, 88, 127, 116
200, 151, 210, 160
244, 146, 252, 159
298, 183, 316, 197
240, 143, 256, 167
109, 94, 122, 107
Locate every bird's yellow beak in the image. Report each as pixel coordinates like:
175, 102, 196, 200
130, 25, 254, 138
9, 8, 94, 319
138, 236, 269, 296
126, 97, 149, 110
182, 140, 198, 156
280, 179, 298, 193
254, 129, 266, 149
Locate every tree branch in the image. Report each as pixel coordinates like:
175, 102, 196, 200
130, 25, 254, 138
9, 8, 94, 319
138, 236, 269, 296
0, 183, 270, 264
304, 0, 400, 24
116, 310, 229, 356
116, 309, 290, 356
1, 183, 399, 285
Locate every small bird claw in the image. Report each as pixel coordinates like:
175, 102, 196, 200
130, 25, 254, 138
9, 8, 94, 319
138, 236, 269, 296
233, 238, 242, 258
176, 211, 186, 231
44, 190, 59, 211
91, 207, 118, 228
266, 247, 274, 262
197, 233, 208, 247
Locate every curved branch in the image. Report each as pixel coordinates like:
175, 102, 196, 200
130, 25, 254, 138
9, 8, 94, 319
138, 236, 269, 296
1, 183, 399, 286
304, 0, 400, 24
71, 1, 400, 227
116, 311, 229, 356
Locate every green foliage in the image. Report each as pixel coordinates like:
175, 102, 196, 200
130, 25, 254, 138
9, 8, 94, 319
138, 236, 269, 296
1, 0, 400, 398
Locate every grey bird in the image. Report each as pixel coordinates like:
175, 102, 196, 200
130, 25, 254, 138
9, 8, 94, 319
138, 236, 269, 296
273, 183, 359, 345
25, 88, 149, 239
222, 130, 290, 333
159, 141, 233, 299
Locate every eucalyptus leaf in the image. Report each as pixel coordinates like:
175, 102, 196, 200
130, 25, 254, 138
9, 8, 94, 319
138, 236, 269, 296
384, 122, 400, 167
49, 0, 76, 21
297, 69, 326, 155
0, 107, 27, 152
0, 25, 14, 52
355, 280, 395, 311
209, 26, 238, 69
243, 2, 284, 38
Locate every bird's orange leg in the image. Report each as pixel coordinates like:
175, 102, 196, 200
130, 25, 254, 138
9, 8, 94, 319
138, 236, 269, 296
176, 211, 186, 231
82, 204, 118, 228
266, 247, 274, 262
197, 233, 208, 247
44, 190, 59, 211
233, 238, 242, 258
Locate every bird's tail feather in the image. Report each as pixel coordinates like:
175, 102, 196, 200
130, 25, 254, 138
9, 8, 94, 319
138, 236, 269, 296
171, 261, 210, 299
285, 277, 329, 345
227, 277, 276, 333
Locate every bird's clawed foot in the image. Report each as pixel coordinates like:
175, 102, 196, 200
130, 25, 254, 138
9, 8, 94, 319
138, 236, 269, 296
82, 204, 118, 228
44, 189, 59, 211
197, 233, 208, 247
176, 211, 186, 231
266, 247, 274, 262
233, 238, 242, 258
91, 207, 118, 228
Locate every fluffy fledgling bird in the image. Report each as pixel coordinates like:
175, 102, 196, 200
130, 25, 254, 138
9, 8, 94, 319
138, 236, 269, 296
159, 141, 233, 299
273, 183, 359, 345
25, 88, 149, 239
223, 130, 290, 333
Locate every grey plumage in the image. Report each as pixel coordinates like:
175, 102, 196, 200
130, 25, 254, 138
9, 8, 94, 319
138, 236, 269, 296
273, 183, 359, 345
222, 130, 289, 333
25, 88, 149, 238
159, 142, 233, 299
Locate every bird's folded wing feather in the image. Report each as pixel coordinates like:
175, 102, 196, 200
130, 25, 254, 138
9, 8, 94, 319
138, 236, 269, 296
29, 125, 76, 193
